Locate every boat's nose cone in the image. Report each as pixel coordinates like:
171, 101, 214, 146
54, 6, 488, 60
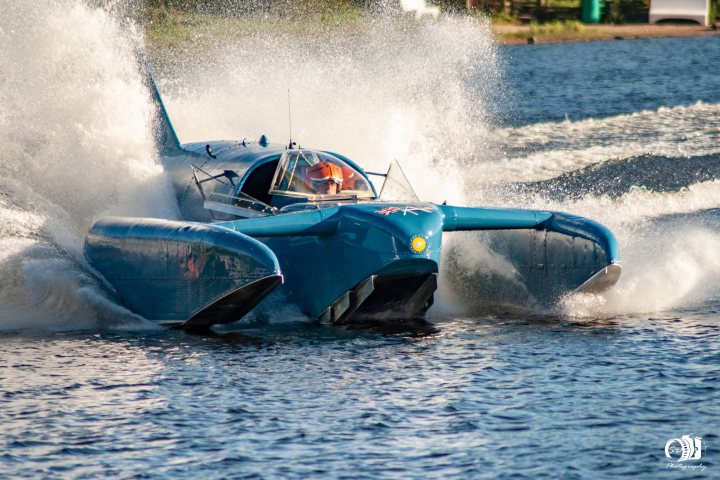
340, 203, 444, 258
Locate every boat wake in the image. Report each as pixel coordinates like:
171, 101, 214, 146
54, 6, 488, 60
472, 102, 720, 184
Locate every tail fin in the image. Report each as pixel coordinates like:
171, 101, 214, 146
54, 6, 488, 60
141, 59, 183, 156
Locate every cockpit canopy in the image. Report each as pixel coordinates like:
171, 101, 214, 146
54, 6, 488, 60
269, 149, 375, 199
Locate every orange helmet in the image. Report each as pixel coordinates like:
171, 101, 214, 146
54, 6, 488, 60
307, 162, 343, 186
341, 166, 358, 190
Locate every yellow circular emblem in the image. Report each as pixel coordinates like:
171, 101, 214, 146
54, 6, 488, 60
410, 236, 427, 253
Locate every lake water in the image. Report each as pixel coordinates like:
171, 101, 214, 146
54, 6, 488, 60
1, 4, 719, 478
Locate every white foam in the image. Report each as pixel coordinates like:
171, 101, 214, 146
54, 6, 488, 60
465, 178, 720, 317
0, 1, 176, 331
562, 227, 720, 317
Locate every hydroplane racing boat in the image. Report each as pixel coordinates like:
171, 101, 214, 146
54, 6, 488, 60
85, 74, 621, 330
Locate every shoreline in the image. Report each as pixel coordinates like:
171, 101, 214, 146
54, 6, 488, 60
143, 8, 720, 49
492, 23, 720, 44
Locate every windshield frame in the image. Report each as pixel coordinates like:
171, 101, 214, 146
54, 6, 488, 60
268, 149, 376, 201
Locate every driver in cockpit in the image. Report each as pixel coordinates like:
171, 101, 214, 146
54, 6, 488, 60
307, 162, 343, 195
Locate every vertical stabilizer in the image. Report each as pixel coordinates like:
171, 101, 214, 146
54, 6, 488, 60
142, 60, 183, 156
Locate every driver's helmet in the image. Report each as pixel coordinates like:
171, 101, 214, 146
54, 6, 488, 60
307, 162, 343, 189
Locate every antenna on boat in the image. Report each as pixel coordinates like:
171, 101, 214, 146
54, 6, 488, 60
287, 89, 297, 150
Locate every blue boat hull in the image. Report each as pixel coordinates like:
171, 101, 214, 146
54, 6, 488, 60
218, 202, 444, 323
84, 199, 619, 327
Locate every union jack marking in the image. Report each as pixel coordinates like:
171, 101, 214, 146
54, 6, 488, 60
376, 207, 401, 215
375, 206, 433, 216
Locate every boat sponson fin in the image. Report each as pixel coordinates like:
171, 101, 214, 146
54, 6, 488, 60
575, 263, 622, 294
339, 273, 438, 324
183, 274, 282, 328
318, 275, 376, 324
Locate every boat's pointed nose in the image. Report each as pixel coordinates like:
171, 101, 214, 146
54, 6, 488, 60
339, 203, 444, 258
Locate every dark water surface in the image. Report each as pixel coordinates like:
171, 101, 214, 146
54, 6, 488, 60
499, 35, 720, 126
3, 33, 720, 479
3, 315, 719, 479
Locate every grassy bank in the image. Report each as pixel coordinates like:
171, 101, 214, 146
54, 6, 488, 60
142, 3, 370, 48
492, 22, 720, 44
140, 4, 720, 49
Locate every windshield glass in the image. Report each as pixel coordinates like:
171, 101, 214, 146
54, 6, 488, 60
379, 159, 419, 202
269, 149, 375, 199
